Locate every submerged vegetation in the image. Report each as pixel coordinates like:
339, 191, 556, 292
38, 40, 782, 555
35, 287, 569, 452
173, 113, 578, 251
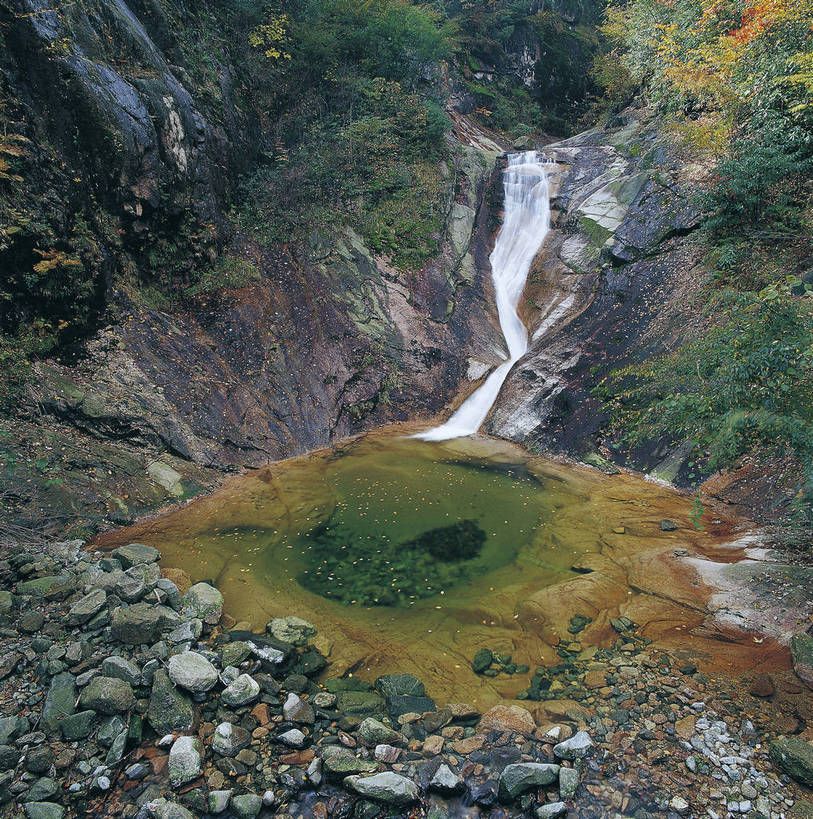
298, 518, 490, 606
594, 0, 813, 514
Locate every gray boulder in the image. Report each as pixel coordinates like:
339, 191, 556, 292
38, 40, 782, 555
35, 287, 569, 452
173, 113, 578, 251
168, 735, 201, 787
100, 656, 141, 687
536, 803, 567, 818
345, 772, 419, 805
66, 589, 107, 626
182, 583, 223, 625
553, 730, 593, 761
211, 722, 250, 757
110, 602, 180, 645
322, 746, 377, 780
499, 763, 560, 800
168, 652, 218, 693
41, 673, 76, 735
147, 671, 193, 734
208, 791, 232, 814
24, 804, 66, 819
112, 543, 160, 569
358, 717, 404, 747
769, 737, 813, 786
558, 766, 579, 799
231, 794, 262, 817
282, 693, 314, 724
221, 674, 259, 707
79, 676, 134, 714
146, 798, 196, 819
267, 616, 315, 646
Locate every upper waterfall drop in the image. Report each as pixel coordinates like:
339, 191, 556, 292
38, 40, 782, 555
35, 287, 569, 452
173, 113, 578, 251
415, 151, 552, 441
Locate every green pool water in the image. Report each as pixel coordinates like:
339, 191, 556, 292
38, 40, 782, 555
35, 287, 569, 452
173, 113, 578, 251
99, 431, 742, 706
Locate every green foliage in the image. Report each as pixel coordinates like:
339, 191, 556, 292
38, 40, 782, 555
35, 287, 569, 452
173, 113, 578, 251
236, 0, 454, 268
702, 104, 813, 252
186, 254, 261, 297
597, 283, 813, 484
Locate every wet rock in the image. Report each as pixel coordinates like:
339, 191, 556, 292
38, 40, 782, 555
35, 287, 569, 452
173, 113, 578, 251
41, 673, 76, 735
113, 543, 160, 568
168, 651, 218, 693
335, 691, 386, 716
374, 674, 425, 699
23, 804, 66, 819
345, 772, 419, 805
430, 763, 463, 794
536, 802, 567, 818
749, 673, 775, 697
791, 634, 813, 688
322, 746, 378, 780
478, 704, 536, 736
231, 793, 262, 817
221, 673, 259, 707
385, 694, 435, 720
66, 589, 107, 625
220, 641, 252, 666
553, 731, 593, 760
168, 735, 202, 787
374, 744, 401, 763
100, 656, 141, 687
283, 692, 315, 724
79, 676, 135, 714
358, 717, 404, 746
182, 583, 223, 625
267, 616, 316, 646
769, 737, 813, 786
147, 670, 194, 734
473, 648, 493, 673
277, 728, 307, 748
312, 692, 337, 709
208, 790, 232, 814
212, 722, 250, 757
660, 519, 677, 531
499, 763, 560, 800
110, 603, 180, 644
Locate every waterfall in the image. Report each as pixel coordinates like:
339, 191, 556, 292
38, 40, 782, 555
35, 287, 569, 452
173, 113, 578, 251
415, 151, 551, 441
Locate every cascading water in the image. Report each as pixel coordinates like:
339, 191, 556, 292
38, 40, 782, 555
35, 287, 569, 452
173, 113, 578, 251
415, 151, 551, 441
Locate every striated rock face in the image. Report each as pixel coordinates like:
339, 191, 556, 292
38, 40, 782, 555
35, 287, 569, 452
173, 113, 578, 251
7, 130, 506, 529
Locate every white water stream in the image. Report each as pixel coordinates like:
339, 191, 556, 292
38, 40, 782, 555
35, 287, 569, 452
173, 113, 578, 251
415, 151, 551, 441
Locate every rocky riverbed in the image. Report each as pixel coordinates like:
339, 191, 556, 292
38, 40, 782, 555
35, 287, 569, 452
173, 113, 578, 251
0, 538, 811, 819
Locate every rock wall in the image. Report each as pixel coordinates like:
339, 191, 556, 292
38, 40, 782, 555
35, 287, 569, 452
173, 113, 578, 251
8, 142, 507, 529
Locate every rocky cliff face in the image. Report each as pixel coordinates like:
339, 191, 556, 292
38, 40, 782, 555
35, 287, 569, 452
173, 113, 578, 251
0, 0, 257, 337
1, 0, 518, 531
7, 136, 507, 530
